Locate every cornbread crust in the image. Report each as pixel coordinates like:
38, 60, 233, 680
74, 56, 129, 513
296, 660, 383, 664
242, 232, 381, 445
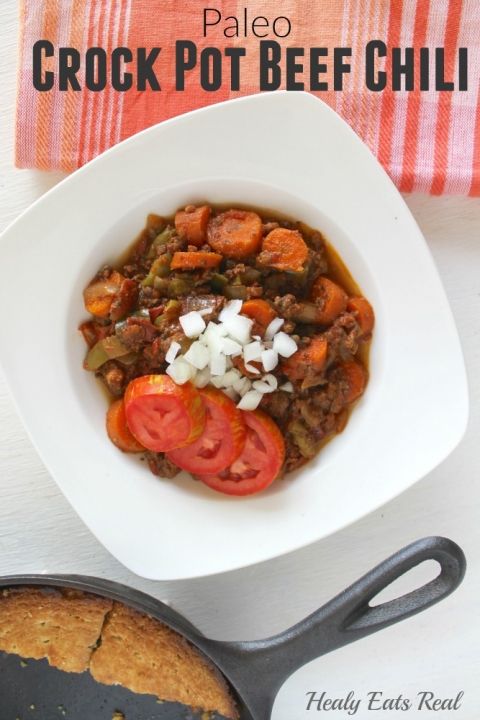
90, 602, 238, 719
0, 587, 112, 673
0, 588, 238, 719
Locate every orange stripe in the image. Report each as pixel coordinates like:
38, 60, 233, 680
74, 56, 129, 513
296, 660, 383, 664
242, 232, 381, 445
86, 0, 109, 161
399, 0, 430, 191
469, 98, 480, 196
119, 0, 232, 142
107, 0, 129, 147
99, 0, 119, 155
60, 0, 87, 172
34, 0, 59, 169
430, 0, 463, 195
77, 0, 97, 166
377, 0, 404, 173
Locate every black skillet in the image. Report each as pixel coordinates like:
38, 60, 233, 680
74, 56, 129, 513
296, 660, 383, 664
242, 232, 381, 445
0, 536, 465, 720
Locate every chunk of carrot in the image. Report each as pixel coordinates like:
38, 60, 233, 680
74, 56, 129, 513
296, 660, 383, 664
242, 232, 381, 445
83, 271, 125, 318
171, 251, 222, 270
310, 276, 348, 324
257, 228, 309, 272
338, 361, 367, 404
207, 210, 263, 259
282, 337, 328, 382
106, 399, 144, 453
174, 205, 211, 246
347, 296, 375, 337
241, 299, 276, 332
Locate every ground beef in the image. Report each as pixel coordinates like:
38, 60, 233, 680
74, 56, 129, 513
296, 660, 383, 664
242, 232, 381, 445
166, 235, 187, 254
99, 361, 126, 397
260, 391, 290, 425
180, 294, 225, 321
82, 204, 372, 483
116, 317, 159, 351
324, 312, 361, 363
146, 452, 182, 478
245, 284, 263, 299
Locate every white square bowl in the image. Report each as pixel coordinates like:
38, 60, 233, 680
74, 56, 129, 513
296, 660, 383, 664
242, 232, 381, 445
0, 92, 468, 580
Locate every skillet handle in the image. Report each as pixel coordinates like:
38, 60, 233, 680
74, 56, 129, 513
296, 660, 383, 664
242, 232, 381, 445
322, 535, 465, 634
210, 537, 465, 720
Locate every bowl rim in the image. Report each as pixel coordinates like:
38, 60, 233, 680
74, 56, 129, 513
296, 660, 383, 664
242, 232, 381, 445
0, 92, 469, 579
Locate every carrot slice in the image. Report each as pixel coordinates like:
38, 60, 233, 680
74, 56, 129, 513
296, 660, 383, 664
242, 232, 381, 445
282, 337, 328, 382
347, 296, 375, 337
257, 228, 309, 272
106, 399, 144, 453
175, 205, 211, 246
241, 299, 276, 332
170, 251, 222, 270
207, 210, 263, 259
338, 361, 368, 403
83, 271, 125, 319
310, 276, 348, 324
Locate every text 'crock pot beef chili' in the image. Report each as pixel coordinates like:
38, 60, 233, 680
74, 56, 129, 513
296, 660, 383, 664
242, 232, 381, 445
80, 203, 374, 496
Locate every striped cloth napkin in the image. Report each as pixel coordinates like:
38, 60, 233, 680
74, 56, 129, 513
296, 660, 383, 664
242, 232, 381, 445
16, 0, 480, 196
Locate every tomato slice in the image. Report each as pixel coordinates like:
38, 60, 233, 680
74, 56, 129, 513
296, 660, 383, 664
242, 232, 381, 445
166, 387, 246, 475
197, 410, 285, 496
124, 375, 205, 452
106, 399, 144, 453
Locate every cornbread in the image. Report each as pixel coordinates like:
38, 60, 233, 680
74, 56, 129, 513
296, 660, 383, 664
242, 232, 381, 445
0, 587, 111, 672
0, 587, 237, 719
90, 602, 237, 718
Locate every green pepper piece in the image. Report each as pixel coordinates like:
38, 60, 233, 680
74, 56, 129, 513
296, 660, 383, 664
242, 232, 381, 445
84, 335, 130, 371
147, 227, 174, 259
116, 352, 140, 366
168, 276, 193, 297
142, 254, 172, 287
240, 267, 261, 284
154, 299, 182, 327
288, 419, 318, 459
210, 273, 228, 292
224, 284, 247, 300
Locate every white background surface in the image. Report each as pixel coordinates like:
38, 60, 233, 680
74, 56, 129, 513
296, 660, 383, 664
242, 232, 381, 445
0, 3, 479, 718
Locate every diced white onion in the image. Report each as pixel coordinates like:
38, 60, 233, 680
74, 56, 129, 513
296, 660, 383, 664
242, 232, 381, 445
223, 387, 238, 401
183, 341, 210, 370
166, 357, 195, 385
165, 341, 181, 364
233, 377, 251, 395
261, 349, 278, 372
237, 390, 262, 410
211, 375, 226, 388
221, 313, 253, 344
167, 302, 296, 403
193, 367, 211, 388
204, 332, 224, 357
252, 380, 275, 394
265, 317, 284, 340
210, 352, 227, 376
273, 331, 297, 358
179, 311, 206, 338
221, 337, 243, 356
244, 340, 263, 363
219, 299, 243, 321
263, 373, 278, 390
203, 321, 228, 342
221, 369, 242, 387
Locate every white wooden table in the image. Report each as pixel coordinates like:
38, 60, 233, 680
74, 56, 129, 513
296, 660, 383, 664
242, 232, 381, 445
1, 4, 479, 718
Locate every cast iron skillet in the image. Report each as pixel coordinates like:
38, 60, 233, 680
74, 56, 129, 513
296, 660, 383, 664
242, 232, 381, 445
0, 536, 465, 720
